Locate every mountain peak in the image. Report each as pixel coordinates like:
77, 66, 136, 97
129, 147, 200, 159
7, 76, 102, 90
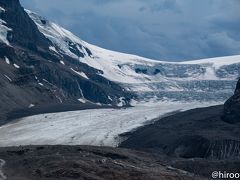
0, 0, 20, 6
0, 0, 132, 120
0, 0, 50, 50
0, 0, 240, 122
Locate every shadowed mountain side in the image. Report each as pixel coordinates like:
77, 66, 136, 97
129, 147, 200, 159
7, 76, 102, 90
0, 0, 133, 122
120, 105, 240, 160
120, 79, 240, 160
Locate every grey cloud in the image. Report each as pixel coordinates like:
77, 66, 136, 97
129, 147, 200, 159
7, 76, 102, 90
20, 0, 240, 61
150, 0, 181, 13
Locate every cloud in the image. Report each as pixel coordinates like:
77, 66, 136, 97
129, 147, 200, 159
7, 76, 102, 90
145, 0, 181, 13
20, 0, 240, 61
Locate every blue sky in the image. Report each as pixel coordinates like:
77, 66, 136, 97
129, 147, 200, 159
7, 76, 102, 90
20, 0, 240, 61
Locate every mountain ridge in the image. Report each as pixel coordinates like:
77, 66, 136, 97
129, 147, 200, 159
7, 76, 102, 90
26, 9, 240, 104
0, 0, 132, 122
0, 0, 240, 121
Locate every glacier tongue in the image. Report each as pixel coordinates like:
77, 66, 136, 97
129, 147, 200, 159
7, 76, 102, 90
0, 100, 220, 147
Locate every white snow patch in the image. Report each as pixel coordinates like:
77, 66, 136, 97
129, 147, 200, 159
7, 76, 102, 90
78, 98, 86, 103
13, 64, 20, 69
71, 68, 89, 79
0, 101, 220, 147
56, 95, 63, 103
4, 56, 10, 64
179, 55, 240, 69
0, 8, 12, 46
49, 46, 58, 53
0, 6, 5, 12
26, 10, 86, 59
3, 74, 12, 82
38, 83, 44, 86
108, 96, 113, 101
0, 159, 6, 180
117, 97, 126, 107
60, 60, 65, 65
29, 104, 35, 108
0, 19, 12, 46
203, 66, 217, 80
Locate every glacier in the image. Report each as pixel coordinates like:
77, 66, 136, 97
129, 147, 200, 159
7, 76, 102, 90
0, 9, 239, 147
26, 10, 240, 103
0, 100, 220, 147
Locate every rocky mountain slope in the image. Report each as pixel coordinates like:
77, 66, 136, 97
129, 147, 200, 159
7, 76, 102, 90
223, 79, 240, 123
0, 0, 132, 121
1, 0, 240, 122
28, 9, 240, 102
120, 79, 240, 163
119, 79, 240, 178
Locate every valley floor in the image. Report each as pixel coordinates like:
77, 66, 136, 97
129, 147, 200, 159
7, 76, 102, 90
0, 100, 220, 147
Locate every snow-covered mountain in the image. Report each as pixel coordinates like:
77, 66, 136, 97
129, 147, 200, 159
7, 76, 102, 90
1, 0, 240, 148
0, 0, 240, 121
0, 0, 132, 120
27, 10, 240, 102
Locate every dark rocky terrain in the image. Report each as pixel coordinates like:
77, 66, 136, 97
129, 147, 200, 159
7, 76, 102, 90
0, 0, 132, 123
120, 79, 240, 177
120, 105, 236, 159
223, 79, 240, 123
0, 145, 202, 180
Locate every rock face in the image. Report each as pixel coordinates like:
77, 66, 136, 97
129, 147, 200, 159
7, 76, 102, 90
0, 0, 50, 50
0, 0, 132, 121
223, 79, 240, 123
